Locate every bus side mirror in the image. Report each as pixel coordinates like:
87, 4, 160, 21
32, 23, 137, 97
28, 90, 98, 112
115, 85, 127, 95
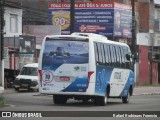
126, 54, 130, 61
132, 52, 138, 61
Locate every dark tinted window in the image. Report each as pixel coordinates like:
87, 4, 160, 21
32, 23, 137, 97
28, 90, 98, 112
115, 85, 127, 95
120, 46, 125, 68
94, 42, 131, 69
123, 47, 131, 69
20, 67, 38, 76
104, 44, 109, 65
110, 45, 116, 66
117, 46, 122, 67
94, 43, 99, 64
101, 44, 105, 65
107, 45, 112, 66
97, 43, 103, 64
115, 46, 120, 67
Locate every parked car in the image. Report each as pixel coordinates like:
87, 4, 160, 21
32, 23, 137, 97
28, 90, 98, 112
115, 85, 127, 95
14, 63, 38, 91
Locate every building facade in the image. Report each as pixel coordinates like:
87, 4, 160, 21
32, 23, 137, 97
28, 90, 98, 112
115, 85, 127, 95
1, 0, 160, 87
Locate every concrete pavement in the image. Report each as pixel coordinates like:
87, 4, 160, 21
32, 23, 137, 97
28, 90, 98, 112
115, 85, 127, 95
0, 87, 4, 94
133, 86, 160, 95
1, 86, 160, 95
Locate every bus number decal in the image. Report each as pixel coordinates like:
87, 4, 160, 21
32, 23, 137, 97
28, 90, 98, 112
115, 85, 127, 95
42, 71, 54, 83
114, 72, 122, 80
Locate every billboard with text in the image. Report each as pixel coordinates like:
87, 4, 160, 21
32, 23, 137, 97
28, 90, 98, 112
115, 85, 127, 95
48, 2, 132, 38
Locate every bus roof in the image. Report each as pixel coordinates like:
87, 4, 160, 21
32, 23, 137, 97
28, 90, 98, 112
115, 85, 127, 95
71, 32, 107, 40
71, 33, 130, 48
44, 33, 130, 49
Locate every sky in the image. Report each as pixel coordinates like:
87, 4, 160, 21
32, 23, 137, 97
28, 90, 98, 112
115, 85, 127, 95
154, 0, 160, 4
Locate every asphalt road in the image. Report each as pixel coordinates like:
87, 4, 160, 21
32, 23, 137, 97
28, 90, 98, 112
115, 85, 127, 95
0, 90, 160, 120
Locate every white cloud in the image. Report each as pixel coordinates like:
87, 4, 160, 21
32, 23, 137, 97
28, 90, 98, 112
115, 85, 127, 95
154, 0, 160, 4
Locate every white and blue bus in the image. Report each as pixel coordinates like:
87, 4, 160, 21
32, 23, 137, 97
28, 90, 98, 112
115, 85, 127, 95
38, 33, 134, 106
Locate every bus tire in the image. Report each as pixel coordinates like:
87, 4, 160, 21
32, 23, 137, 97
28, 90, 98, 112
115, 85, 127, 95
53, 95, 67, 104
94, 91, 108, 106
122, 92, 130, 103
14, 87, 19, 92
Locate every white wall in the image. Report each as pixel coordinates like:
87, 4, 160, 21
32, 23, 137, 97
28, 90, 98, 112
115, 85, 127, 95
136, 33, 151, 46
155, 8, 160, 19
4, 7, 22, 37
154, 33, 160, 46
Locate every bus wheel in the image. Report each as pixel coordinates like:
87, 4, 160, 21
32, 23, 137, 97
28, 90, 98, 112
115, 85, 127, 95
14, 87, 19, 92
122, 92, 130, 103
53, 95, 67, 104
94, 92, 108, 106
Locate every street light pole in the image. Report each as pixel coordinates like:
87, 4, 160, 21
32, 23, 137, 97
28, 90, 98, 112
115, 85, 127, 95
70, 0, 75, 34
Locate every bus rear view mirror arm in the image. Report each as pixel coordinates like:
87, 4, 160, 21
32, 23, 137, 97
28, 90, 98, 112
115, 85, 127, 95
126, 54, 130, 61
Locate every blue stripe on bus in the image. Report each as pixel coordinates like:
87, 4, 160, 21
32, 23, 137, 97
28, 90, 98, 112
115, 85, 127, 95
95, 66, 113, 96
95, 66, 134, 97
119, 71, 134, 96
62, 77, 88, 92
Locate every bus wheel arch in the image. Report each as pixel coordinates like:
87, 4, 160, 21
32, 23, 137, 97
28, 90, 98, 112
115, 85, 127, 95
107, 84, 110, 97
129, 85, 133, 96
122, 85, 132, 104
94, 84, 110, 106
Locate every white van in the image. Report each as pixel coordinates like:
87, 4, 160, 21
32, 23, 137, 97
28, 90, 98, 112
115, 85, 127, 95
14, 63, 39, 91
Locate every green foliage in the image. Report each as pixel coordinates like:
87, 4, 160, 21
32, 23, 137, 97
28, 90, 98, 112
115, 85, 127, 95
0, 95, 5, 108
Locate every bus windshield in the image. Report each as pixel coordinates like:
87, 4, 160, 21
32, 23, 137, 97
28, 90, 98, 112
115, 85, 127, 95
42, 39, 89, 68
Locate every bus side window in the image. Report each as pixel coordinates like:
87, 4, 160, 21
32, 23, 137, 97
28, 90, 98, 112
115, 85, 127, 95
107, 45, 112, 66
97, 43, 103, 65
123, 47, 131, 69
113, 46, 117, 67
104, 44, 109, 66
117, 46, 122, 68
94, 43, 99, 65
110, 45, 115, 67
115, 46, 120, 68
100, 44, 105, 65
120, 46, 125, 68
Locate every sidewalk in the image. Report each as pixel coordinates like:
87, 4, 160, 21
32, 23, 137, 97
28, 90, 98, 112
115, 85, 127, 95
0, 87, 4, 94
1, 86, 160, 95
133, 86, 160, 95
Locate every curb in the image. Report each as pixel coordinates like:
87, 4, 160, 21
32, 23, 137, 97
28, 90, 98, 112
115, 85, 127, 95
133, 92, 160, 96
2, 88, 160, 96
34, 92, 160, 97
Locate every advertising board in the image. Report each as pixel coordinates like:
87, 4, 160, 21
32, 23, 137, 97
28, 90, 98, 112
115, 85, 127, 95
48, 2, 132, 38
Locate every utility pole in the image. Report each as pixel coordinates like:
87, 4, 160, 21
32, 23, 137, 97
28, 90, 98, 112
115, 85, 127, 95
131, 0, 136, 54
70, 0, 75, 34
0, 0, 5, 88
131, 0, 138, 85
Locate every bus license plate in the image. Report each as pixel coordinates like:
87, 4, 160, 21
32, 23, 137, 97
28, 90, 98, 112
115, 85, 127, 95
60, 76, 70, 81
21, 84, 28, 87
